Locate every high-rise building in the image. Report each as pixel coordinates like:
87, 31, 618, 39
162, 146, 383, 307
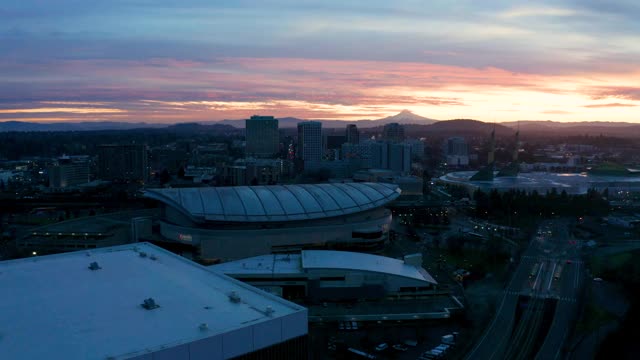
444, 137, 469, 166
323, 134, 347, 151
404, 139, 425, 160
245, 115, 279, 158
98, 144, 148, 182
370, 142, 389, 169
382, 123, 405, 142
297, 121, 322, 162
346, 124, 360, 144
48, 155, 90, 188
388, 143, 412, 174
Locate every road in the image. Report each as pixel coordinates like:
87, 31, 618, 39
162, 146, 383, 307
467, 219, 584, 360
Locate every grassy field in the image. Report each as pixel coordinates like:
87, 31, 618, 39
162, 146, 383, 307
575, 300, 618, 335
590, 252, 632, 277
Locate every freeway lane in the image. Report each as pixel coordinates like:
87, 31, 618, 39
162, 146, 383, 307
535, 252, 583, 359
467, 219, 584, 360
466, 243, 540, 359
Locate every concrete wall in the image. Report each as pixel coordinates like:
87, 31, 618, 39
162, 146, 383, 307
130, 310, 307, 360
158, 210, 392, 260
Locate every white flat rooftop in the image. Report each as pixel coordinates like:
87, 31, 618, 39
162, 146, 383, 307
0, 243, 306, 360
212, 250, 436, 285
212, 253, 304, 276
144, 182, 401, 223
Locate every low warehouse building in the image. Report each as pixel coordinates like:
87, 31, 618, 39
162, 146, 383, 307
211, 250, 437, 302
212, 250, 464, 322
0, 243, 308, 360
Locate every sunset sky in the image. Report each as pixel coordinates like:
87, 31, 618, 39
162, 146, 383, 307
1, 0, 639, 123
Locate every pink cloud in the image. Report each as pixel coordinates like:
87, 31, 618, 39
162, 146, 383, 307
2, 56, 639, 122
583, 103, 637, 108
589, 86, 640, 101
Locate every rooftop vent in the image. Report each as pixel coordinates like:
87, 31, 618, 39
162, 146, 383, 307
199, 323, 209, 331
88, 262, 101, 271
229, 291, 241, 303
141, 298, 159, 310
265, 306, 275, 317
139, 252, 147, 258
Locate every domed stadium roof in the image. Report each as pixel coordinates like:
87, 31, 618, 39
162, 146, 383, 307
145, 182, 401, 223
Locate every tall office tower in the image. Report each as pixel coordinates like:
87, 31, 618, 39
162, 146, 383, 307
345, 124, 360, 144
48, 155, 90, 188
389, 143, 412, 174
488, 127, 495, 165
404, 139, 425, 160
370, 142, 390, 169
297, 121, 322, 161
513, 129, 520, 161
444, 137, 469, 166
98, 144, 148, 182
323, 134, 347, 152
245, 115, 279, 158
382, 122, 405, 142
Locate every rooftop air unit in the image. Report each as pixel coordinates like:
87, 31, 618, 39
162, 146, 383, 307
228, 291, 241, 303
141, 298, 160, 310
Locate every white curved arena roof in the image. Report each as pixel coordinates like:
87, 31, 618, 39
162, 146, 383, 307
301, 250, 437, 284
211, 250, 437, 285
145, 182, 401, 223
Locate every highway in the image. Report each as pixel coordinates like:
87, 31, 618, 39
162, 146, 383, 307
467, 219, 584, 360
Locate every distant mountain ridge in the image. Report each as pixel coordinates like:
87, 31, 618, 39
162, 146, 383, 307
2, 113, 640, 137
501, 120, 640, 137
0, 121, 165, 132
214, 109, 438, 128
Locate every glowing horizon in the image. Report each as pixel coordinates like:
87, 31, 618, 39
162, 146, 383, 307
1, 1, 639, 123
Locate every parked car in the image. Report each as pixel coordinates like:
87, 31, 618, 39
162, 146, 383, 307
392, 344, 408, 352
374, 343, 389, 352
404, 339, 418, 347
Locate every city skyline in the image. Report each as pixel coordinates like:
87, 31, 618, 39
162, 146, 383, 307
1, 1, 640, 123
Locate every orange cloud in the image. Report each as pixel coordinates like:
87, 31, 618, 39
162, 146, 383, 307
3, 57, 640, 123
583, 103, 637, 108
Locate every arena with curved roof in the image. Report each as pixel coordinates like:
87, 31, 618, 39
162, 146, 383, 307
439, 171, 640, 195
144, 183, 401, 261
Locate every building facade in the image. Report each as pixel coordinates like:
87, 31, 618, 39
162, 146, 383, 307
445, 137, 469, 167
346, 124, 360, 144
382, 122, 405, 143
246, 115, 279, 158
98, 144, 148, 182
297, 121, 322, 162
212, 251, 437, 303
389, 143, 412, 174
48, 155, 90, 188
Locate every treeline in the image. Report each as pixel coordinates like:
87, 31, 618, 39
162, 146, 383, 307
0, 128, 243, 160
595, 249, 640, 359
473, 188, 609, 225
